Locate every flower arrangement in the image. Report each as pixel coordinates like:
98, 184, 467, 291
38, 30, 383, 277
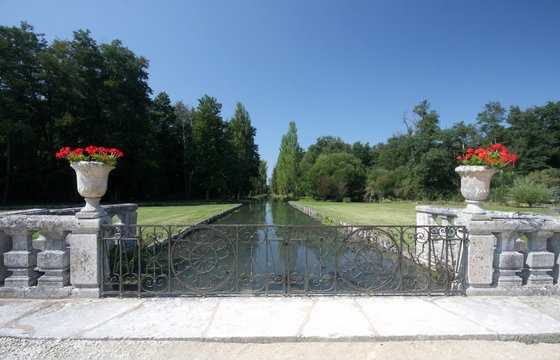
55, 145, 124, 166
456, 143, 518, 169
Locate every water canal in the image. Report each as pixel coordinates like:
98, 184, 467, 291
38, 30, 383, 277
217, 201, 321, 225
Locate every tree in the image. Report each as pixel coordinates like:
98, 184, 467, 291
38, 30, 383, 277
226, 102, 260, 199
0, 23, 46, 204
251, 160, 268, 195
413, 100, 440, 153
274, 121, 302, 196
174, 101, 195, 198
192, 95, 226, 200
307, 152, 364, 201
149, 92, 180, 196
507, 105, 555, 174
476, 102, 507, 145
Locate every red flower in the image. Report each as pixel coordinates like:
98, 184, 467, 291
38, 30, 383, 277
85, 145, 98, 155
55, 145, 123, 166
456, 144, 518, 169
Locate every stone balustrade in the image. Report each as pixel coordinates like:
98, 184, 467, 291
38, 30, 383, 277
0, 204, 137, 298
417, 205, 560, 295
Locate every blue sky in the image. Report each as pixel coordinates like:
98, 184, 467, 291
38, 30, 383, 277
2, 0, 559, 175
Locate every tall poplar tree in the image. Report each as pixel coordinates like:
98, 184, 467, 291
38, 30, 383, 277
192, 95, 226, 200
226, 102, 260, 199
174, 101, 195, 198
274, 121, 302, 196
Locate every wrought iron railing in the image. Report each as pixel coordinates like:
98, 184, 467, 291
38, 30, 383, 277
101, 224, 468, 297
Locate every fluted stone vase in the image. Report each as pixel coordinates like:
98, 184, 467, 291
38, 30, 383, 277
455, 165, 498, 214
71, 161, 114, 218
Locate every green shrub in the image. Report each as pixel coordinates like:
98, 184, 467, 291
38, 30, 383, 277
509, 177, 553, 207
342, 197, 352, 203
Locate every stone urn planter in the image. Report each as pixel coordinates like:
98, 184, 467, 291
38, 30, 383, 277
455, 165, 498, 214
71, 161, 115, 218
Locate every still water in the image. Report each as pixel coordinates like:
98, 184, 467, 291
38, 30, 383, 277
217, 201, 321, 225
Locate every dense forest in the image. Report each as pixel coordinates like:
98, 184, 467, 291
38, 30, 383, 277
2, 23, 559, 207
0, 23, 266, 205
271, 100, 560, 204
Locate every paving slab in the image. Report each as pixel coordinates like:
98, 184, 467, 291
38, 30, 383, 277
300, 297, 376, 338
516, 296, 560, 322
355, 297, 492, 338
82, 298, 220, 339
0, 300, 46, 328
0, 298, 141, 338
0, 296, 559, 342
432, 297, 560, 335
205, 297, 313, 339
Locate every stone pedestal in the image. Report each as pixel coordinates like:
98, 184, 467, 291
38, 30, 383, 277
36, 229, 70, 287
69, 217, 109, 297
466, 233, 497, 290
0, 231, 11, 284
3, 230, 40, 287
494, 231, 524, 286
526, 231, 555, 286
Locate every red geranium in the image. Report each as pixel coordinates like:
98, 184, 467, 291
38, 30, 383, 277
457, 144, 517, 169
55, 145, 123, 166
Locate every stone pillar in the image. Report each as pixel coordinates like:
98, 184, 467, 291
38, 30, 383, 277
465, 216, 497, 294
526, 231, 555, 286
466, 233, 497, 289
3, 230, 40, 287
36, 228, 70, 287
69, 216, 109, 297
493, 231, 524, 286
549, 234, 560, 285
0, 231, 12, 284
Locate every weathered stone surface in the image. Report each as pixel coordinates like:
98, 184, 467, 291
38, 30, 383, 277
466, 234, 496, 287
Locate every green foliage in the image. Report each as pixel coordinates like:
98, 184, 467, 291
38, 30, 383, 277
307, 152, 364, 201
507, 102, 560, 174
192, 95, 227, 200
226, 102, 260, 199
476, 102, 507, 145
509, 177, 553, 207
274, 121, 302, 197
0, 23, 261, 204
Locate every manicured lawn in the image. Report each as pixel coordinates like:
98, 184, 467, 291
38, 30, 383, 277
295, 200, 558, 226
137, 204, 240, 225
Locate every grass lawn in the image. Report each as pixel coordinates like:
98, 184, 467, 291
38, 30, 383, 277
137, 204, 241, 225
295, 200, 558, 226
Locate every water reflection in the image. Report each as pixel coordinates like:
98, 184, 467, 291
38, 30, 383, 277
218, 200, 321, 226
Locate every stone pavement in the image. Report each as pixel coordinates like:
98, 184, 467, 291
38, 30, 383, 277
0, 296, 559, 343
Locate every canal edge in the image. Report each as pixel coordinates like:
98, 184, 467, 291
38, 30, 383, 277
288, 201, 351, 227
194, 203, 244, 225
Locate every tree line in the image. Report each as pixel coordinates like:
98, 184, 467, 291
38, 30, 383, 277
271, 100, 560, 204
0, 23, 266, 205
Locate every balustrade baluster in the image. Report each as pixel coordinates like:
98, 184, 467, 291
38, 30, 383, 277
36, 229, 70, 287
493, 231, 524, 286
3, 230, 40, 287
526, 231, 555, 286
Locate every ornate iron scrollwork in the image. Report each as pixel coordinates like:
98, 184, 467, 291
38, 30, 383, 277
101, 224, 467, 297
